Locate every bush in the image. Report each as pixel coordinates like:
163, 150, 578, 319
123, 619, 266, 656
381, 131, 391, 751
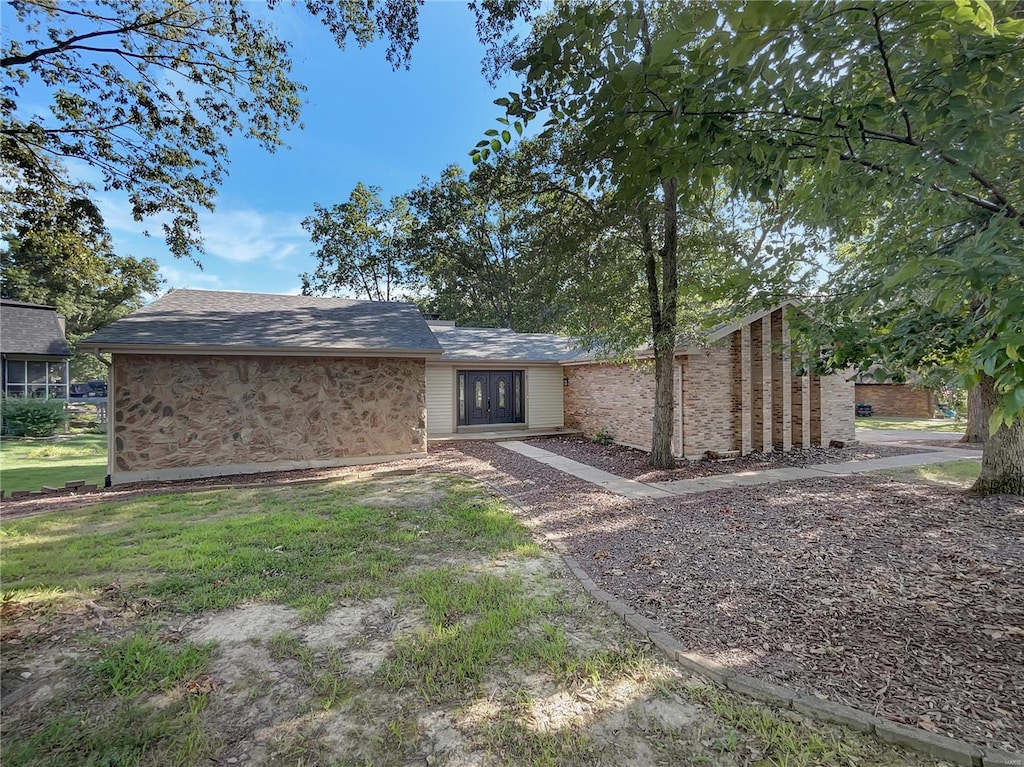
1, 398, 67, 437
591, 428, 615, 446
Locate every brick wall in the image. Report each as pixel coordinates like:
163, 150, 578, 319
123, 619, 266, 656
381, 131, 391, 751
681, 341, 739, 456
817, 374, 856, 444
112, 354, 426, 481
855, 384, 935, 418
563, 362, 681, 454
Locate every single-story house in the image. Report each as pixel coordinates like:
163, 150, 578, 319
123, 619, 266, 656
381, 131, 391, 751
80, 290, 854, 485
0, 299, 72, 400
854, 376, 936, 419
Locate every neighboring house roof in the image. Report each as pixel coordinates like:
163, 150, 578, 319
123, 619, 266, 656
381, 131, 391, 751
0, 300, 72, 357
79, 290, 444, 357
429, 324, 587, 364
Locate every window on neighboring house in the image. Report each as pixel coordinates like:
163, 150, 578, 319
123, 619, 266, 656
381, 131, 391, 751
3, 359, 69, 399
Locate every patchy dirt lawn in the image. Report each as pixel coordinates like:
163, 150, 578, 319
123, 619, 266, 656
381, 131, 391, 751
525, 436, 931, 483
0, 474, 938, 767
431, 443, 1024, 754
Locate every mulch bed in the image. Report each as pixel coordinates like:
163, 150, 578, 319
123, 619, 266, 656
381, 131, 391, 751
525, 436, 933, 483
428, 442, 1024, 753
3, 441, 1021, 753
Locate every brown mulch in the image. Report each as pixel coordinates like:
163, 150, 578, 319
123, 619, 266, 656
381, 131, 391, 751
525, 436, 933, 483
2, 441, 1021, 753
426, 442, 1024, 753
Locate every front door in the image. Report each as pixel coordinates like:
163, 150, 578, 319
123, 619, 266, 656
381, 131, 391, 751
461, 370, 523, 426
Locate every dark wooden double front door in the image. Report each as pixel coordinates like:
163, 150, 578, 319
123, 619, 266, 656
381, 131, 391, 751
461, 370, 523, 426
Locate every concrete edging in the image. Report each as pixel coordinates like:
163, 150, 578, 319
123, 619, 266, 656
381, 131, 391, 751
554, 542, 1020, 767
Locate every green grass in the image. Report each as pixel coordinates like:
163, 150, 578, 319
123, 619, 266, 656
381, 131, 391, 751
856, 416, 964, 433
0, 432, 107, 492
878, 459, 981, 487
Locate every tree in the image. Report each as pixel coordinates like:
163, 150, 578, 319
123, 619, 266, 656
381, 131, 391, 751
407, 137, 595, 332
1, 158, 162, 379
301, 183, 417, 301
487, 0, 1023, 492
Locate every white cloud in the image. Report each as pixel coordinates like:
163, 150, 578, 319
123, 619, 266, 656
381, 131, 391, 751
158, 263, 225, 291
200, 208, 307, 264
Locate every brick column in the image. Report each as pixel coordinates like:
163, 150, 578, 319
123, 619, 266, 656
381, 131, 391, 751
737, 329, 751, 454
749, 316, 773, 452
676, 358, 685, 457
810, 375, 823, 446
792, 373, 811, 448
770, 308, 792, 451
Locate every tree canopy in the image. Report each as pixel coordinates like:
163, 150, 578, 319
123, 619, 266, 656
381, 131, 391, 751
477, 0, 1022, 491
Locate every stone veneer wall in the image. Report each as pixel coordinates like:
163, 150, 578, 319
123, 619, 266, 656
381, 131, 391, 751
681, 341, 739, 456
854, 383, 935, 419
112, 354, 426, 479
563, 362, 682, 455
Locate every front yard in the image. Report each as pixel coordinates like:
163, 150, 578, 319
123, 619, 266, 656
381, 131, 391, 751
0, 432, 107, 493
855, 417, 964, 433
436, 442, 1024, 755
0, 474, 935, 766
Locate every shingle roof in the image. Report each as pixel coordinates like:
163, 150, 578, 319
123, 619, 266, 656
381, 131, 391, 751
430, 324, 586, 363
0, 300, 72, 357
79, 290, 443, 355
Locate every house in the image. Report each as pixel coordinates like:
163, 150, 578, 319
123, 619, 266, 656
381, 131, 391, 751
564, 305, 854, 458
853, 374, 936, 419
0, 299, 72, 400
80, 290, 854, 484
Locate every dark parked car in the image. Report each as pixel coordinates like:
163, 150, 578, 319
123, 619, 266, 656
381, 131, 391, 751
70, 380, 107, 398
856, 403, 873, 417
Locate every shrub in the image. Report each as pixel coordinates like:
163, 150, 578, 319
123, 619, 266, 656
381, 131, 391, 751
1, 398, 67, 437
591, 428, 615, 446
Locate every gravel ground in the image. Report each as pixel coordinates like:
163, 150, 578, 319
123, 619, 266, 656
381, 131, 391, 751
525, 436, 933, 482
4, 441, 1021, 753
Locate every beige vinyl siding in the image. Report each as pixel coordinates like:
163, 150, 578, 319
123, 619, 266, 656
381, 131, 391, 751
426, 365, 455, 434
527, 366, 564, 428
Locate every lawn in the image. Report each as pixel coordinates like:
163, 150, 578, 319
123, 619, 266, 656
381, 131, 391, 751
855, 416, 964, 433
877, 459, 981, 487
0, 476, 937, 767
0, 432, 107, 493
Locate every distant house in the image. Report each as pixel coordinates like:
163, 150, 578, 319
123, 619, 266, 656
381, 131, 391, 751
0, 299, 72, 400
854, 379, 936, 419
80, 290, 855, 484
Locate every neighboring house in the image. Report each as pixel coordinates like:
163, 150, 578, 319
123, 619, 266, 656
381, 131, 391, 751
0, 299, 72, 400
854, 377, 936, 419
80, 290, 855, 485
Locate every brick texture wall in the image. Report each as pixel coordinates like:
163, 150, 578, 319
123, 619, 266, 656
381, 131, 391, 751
563, 362, 681, 454
817, 374, 856, 444
681, 342, 739, 456
855, 384, 935, 418
112, 354, 426, 478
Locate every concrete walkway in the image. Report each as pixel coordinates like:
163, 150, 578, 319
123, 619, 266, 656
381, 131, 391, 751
497, 441, 676, 499
497, 440, 981, 499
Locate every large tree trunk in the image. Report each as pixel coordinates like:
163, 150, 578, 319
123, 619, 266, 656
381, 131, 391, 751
640, 178, 680, 469
960, 384, 986, 443
971, 374, 1024, 495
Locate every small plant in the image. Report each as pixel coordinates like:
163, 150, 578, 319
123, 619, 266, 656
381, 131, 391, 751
591, 428, 615, 445
1, 398, 67, 437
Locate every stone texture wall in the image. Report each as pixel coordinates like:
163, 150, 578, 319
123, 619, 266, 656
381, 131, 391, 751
564, 362, 682, 454
681, 342, 739, 456
112, 354, 426, 477
855, 383, 935, 418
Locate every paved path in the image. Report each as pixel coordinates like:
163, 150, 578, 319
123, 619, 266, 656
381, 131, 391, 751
497, 440, 981, 499
856, 427, 963, 443
497, 441, 676, 499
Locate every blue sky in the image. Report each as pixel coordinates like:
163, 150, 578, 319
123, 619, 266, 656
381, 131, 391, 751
77, 3, 524, 296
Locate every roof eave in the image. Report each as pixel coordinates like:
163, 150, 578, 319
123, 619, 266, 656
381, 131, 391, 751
77, 342, 444, 359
